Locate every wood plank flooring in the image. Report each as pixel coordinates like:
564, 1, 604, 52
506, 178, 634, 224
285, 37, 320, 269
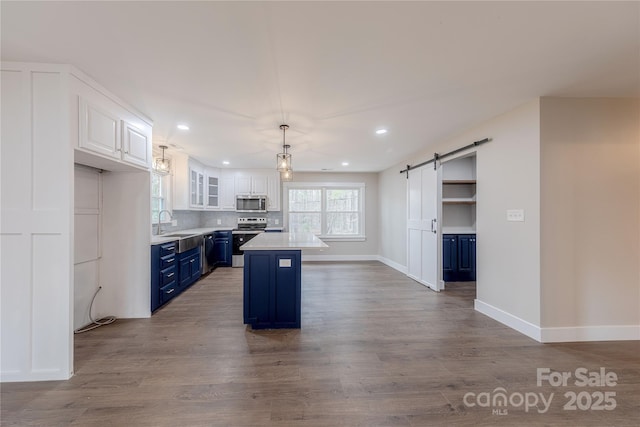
2, 261, 639, 426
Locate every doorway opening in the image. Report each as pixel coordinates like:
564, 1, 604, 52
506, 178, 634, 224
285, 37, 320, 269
440, 154, 476, 297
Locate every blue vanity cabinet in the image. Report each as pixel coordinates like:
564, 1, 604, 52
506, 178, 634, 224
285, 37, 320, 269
243, 250, 301, 329
442, 234, 458, 282
457, 234, 476, 281
151, 241, 177, 312
442, 234, 476, 282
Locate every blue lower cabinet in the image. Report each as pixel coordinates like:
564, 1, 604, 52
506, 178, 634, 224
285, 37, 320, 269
213, 231, 232, 267
442, 234, 476, 282
442, 235, 458, 282
151, 242, 176, 312
243, 250, 301, 329
178, 246, 201, 289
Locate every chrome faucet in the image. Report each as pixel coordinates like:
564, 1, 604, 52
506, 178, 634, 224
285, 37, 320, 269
157, 210, 173, 235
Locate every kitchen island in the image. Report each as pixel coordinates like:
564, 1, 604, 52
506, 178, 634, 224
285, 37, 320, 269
240, 232, 328, 329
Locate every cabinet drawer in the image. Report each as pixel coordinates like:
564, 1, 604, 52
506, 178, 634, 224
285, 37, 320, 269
161, 266, 176, 286
160, 281, 178, 304
160, 254, 176, 269
159, 242, 176, 257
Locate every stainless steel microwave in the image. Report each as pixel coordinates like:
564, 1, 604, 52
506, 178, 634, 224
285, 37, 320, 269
235, 195, 267, 213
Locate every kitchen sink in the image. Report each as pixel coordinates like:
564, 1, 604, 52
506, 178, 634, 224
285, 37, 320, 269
162, 233, 203, 253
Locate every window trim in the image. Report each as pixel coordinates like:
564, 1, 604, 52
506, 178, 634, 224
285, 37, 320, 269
283, 182, 366, 241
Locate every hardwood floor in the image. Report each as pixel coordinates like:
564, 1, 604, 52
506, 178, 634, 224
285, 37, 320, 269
2, 261, 639, 426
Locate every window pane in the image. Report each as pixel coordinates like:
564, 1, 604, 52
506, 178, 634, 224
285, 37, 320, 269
289, 213, 321, 234
326, 213, 359, 235
289, 189, 321, 212
326, 189, 359, 212
151, 173, 161, 197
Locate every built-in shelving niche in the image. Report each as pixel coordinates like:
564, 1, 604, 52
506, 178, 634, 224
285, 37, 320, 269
441, 155, 476, 234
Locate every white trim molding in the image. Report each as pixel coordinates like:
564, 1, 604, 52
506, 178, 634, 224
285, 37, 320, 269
377, 256, 407, 274
474, 299, 542, 342
540, 325, 640, 343
301, 254, 378, 262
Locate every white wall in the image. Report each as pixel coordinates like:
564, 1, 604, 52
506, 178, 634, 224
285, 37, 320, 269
377, 166, 407, 270
540, 97, 640, 341
378, 99, 543, 336
287, 172, 379, 259
1, 63, 74, 381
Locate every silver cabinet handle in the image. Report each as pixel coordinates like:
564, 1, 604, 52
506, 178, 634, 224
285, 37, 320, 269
166, 289, 175, 294
166, 258, 174, 264
167, 272, 174, 278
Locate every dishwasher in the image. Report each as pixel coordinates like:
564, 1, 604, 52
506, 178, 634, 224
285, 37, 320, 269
202, 233, 215, 274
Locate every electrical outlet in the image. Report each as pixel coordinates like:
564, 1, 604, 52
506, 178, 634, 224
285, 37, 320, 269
275, 219, 279, 225
171, 219, 178, 226
507, 209, 525, 222
217, 219, 222, 225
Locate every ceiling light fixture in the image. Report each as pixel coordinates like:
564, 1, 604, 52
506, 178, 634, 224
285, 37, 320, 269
222, 160, 230, 165
342, 162, 349, 166
376, 129, 388, 135
177, 124, 189, 131
153, 145, 171, 175
276, 124, 293, 181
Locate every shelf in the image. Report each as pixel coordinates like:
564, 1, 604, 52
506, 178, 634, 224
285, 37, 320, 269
443, 198, 476, 204
443, 180, 476, 185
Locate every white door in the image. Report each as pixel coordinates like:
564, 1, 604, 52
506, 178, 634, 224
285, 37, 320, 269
407, 165, 440, 291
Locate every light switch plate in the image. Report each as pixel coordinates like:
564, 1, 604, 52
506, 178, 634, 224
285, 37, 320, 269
217, 219, 222, 225
275, 219, 279, 225
507, 209, 525, 222
171, 220, 178, 226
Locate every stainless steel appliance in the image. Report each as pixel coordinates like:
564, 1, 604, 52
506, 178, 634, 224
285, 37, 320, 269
202, 233, 215, 274
232, 217, 267, 267
236, 195, 267, 213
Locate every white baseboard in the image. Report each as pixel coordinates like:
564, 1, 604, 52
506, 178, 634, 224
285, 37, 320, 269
474, 299, 542, 342
376, 256, 407, 274
540, 325, 640, 343
475, 299, 640, 343
301, 254, 379, 262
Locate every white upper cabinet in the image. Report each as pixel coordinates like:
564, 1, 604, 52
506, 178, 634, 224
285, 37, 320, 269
121, 121, 151, 168
205, 167, 220, 209
267, 173, 281, 211
79, 98, 120, 160
189, 159, 205, 209
219, 172, 236, 211
78, 96, 152, 169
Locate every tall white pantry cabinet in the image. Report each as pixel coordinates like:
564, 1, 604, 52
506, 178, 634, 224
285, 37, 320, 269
1, 62, 153, 382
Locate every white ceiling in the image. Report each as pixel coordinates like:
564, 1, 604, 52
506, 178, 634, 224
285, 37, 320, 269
2, 1, 638, 172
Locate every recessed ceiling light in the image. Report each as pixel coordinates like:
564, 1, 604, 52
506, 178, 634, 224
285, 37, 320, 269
177, 124, 190, 131
342, 162, 349, 166
222, 161, 230, 165
376, 129, 388, 135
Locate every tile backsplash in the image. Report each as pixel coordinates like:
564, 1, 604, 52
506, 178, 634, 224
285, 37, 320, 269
158, 210, 284, 233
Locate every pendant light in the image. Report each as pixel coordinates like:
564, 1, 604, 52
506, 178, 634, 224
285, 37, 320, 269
153, 145, 171, 175
280, 167, 293, 182
276, 124, 292, 172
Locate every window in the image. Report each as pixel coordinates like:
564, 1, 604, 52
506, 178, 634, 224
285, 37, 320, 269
151, 172, 171, 224
285, 183, 365, 240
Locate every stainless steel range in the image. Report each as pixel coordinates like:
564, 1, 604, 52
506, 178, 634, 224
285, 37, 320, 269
232, 217, 267, 267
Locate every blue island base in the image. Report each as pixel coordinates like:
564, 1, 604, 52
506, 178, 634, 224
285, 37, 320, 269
243, 250, 301, 329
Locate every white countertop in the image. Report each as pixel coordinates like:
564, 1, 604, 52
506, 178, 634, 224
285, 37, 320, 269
240, 232, 329, 251
151, 227, 234, 245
